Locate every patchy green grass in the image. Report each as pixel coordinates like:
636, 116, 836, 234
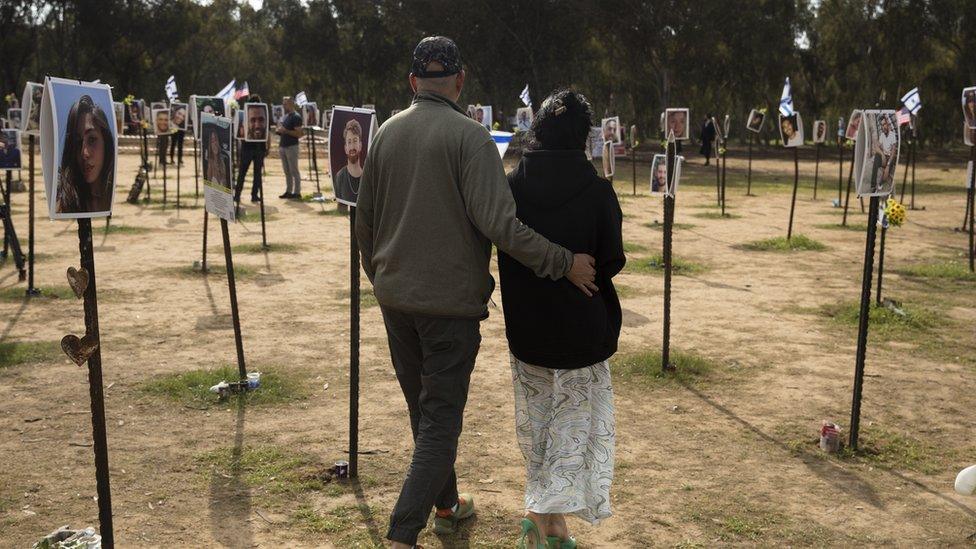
0, 340, 61, 369
197, 445, 331, 497
292, 504, 383, 547
614, 283, 643, 299
318, 207, 348, 217
141, 366, 306, 408
615, 349, 717, 384
819, 300, 938, 339
814, 222, 868, 231
691, 211, 742, 220
231, 242, 302, 254
168, 263, 257, 279
101, 223, 154, 235
624, 254, 705, 275
623, 242, 648, 254
739, 234, 827, 252
334, 287, 378, 308
0, 285, 76, 301
839, 426, 947, 475
643, 221, 697, 231
237, 211, 279, 223
895, 260, 976, 281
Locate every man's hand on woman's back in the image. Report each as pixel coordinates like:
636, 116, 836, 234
567, 253, 599, 297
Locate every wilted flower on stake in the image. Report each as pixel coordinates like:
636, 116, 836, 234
718, 147, 727, 156
884, 198, 906, 227
123, 94, 135, 106
227, 99, 239, 111
4, 93, 15, 105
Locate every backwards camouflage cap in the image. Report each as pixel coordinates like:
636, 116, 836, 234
411, 36, 463, 78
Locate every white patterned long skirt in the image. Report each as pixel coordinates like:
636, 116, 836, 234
510, 354, 615, 524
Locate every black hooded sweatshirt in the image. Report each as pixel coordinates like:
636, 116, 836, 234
498, 149, 625, 369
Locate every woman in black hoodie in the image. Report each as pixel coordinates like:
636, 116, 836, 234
499, 89, 624, 549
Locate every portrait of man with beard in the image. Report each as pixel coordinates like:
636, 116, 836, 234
245, 103, 268, 142
333, 118, 364, 205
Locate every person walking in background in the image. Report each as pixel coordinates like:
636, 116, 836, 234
235, 94, 267, 204
499, 89, 623, 549
355, 36, 598, 549
276, 96, 303, 199
699, 113, 715, 165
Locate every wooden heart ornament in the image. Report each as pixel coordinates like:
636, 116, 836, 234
61, 334, 99, 366
66, 267, 90, 298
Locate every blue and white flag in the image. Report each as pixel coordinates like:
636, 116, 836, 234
295, 91, 308, 107
779, 77, 793, 117
165, 75, 178, 101
901, 87, 921, 115
519, 84, 531, 107
216, 79, 236, 101
491, 130, 513, 158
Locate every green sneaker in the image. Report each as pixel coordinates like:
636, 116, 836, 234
432, 493, 475, 535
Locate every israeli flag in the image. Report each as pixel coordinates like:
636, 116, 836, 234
519, 84, 531, 107
165, 75, 178, 101
216, 79, 236, 101
901, 87, 921, 115
295, 91, 308, 107
491, 130, 513, 158
779, 77, 793, 117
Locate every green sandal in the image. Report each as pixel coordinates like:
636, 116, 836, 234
546, 536, 577, 549
518, 518, 544, 549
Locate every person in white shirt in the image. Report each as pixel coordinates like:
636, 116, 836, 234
870, 114, 897, 193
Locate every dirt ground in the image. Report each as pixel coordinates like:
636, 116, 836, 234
2, 140, 976, 548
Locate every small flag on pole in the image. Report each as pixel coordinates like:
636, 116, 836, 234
896, 107, 912, 127
779, 77, 794, 117
234, 81, 250, 100
295, 91, 308, 107
519, 84, 531, 107
901, 87, 921, 115
216, 79, 236, 101
165, 75, 178, 101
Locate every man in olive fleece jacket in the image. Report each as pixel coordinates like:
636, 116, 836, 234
355, 37, 597, 548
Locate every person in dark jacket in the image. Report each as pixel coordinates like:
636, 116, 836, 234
499, 89, 624, 549
699, 113, 716, 165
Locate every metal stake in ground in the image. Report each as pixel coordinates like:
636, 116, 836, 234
813, 142, 821, 200
176, 151, 181, 209
2, 170, 10, 257
661, 137, 677, 372
0, 174, 26, 280
142, 127, 151, 201
842, 146, 856, 226
849, 195, 881, 451
305, 128, 315, 194
349, 206, 361, 477
747, 132, 754, 196
76, 218, 115, 547
721, 141, 729, 217
194, 136, 199, 198
969, 145, 976, 272
220, 218, 247, 380
910, 124, 919, 210
162, 152, 168, 206
876, 219, 887, 306
311, 129, 322, 196
786, 147, 799, 240
27, 135, 39, 296
837, 136, 843, 204
899, 129, 911, 204
259, 180, 268, 249
201, 210, 209, 273
714, 141, 721, 206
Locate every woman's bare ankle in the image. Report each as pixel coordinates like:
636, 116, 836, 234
545, 513, 569, 540
524, 511, 548, 544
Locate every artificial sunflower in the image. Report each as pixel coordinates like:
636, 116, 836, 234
884, 198, 906, 227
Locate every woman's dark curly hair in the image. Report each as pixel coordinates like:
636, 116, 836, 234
529, 88, 593, 151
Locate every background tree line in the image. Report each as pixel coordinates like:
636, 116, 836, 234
1, 0, 973, 146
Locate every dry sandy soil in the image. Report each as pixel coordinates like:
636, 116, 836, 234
1, 140, 975, 548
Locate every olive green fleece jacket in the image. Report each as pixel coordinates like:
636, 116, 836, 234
355, 91, 573, 319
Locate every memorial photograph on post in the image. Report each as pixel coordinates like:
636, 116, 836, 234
7, 108, 23, 131
854, 110, 899, 197
170, 102, 188, 131
650, 153, 666, 195
0, 129, 22, 170
152, 107, 172, 136
191, 95, 227, 138
779, 112, 804, 147
813, 120, 827, 144
112, 102, 124, 134
124, 99, 144, 135
201, 112, 234, 221
602, 116, 621, 144
963, 87, 976, 129
665, 108, 690, 140
845, 109, 863, 141
516, 107, 533, 132
328, 106, 375, 207
244, 103, 269, 143
21, 81, 44, 135
746, 109, 765, 133
40, 76, 118, 219
303, 102, 320, 130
